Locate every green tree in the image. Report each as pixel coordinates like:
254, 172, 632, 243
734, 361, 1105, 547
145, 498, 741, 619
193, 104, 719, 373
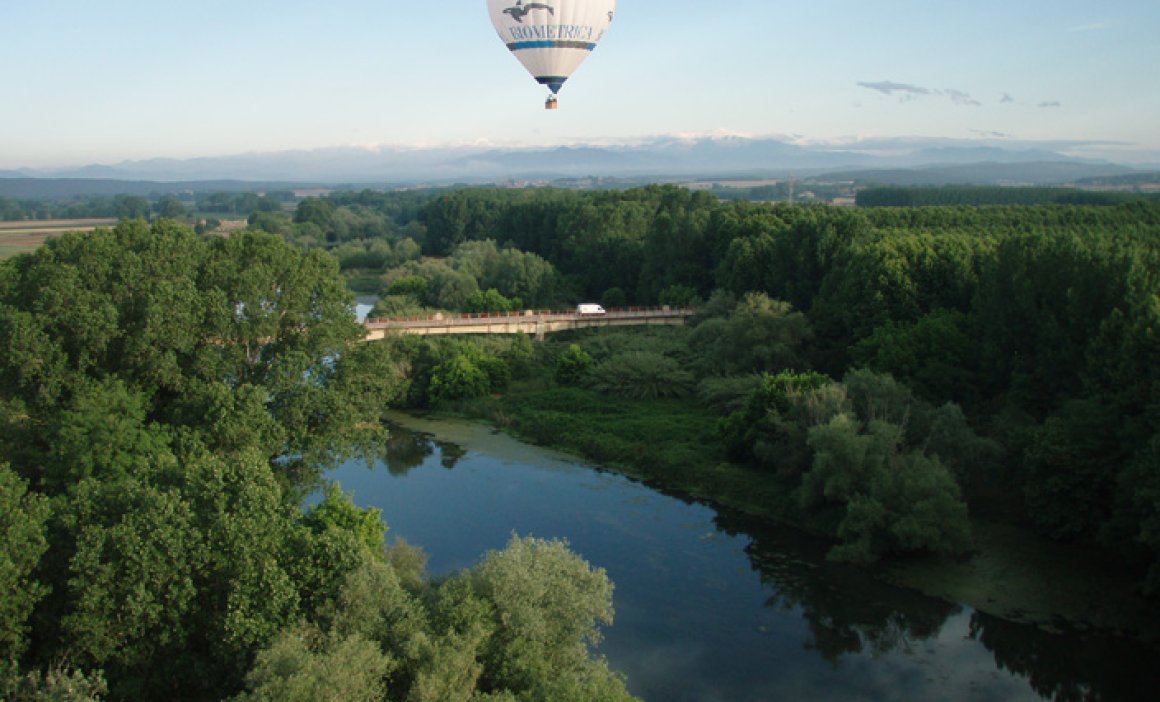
555, 344, 593, 386
0, 464, 50, 664
587, 352, 695, 400
429, 354, 490, 404
850, 309, 977, 405
804, 415, 972, 562
600, 287, 627, 309
235, 627, 391, 702
2, 663, 108, 702
303, 484, 387, 560
294, 198, 336, 231
690, 293, 812, 375
112, 196, 149, 221
657, 284, 700, 308
155, 196, 186, 220
464, 536, 636, 701
465, 289, 520, 314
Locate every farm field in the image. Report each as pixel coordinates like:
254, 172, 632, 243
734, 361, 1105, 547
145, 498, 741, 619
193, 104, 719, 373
0, 218, 117, 258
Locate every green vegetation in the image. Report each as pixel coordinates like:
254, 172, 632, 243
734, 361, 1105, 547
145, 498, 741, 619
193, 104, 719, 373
4, 183, 1160, 697
856, 184, 1160, 207
339, 188, 1159, 590
0, 222, 635, 701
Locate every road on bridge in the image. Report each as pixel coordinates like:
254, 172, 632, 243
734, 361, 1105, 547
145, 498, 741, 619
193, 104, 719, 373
364, 307, 695, 341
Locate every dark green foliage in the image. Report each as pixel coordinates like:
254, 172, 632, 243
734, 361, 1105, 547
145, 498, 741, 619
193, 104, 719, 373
0, 465, 50, 664
1110, 434, 1160, 593
1022, 399, 1121, 540
0, 220, 644, 701
804, 415, 972, 562
972, 229, 1135, 415
387, 275, 430, 298
856, 185, 1156, 208
293, 197, 337, 230
600, 287, 627, 309
501, 386, 722, 482
303, 484, 387, 559
554, 344, 594, 386
587, 351, 695, 400
390, 190, 1160, 578
718, 370, 835, 471
2, 662, 108, 701
465, 288, 522, 314
429, 354, 491, 404
850, 309, 977, 405
657, 284, 700, 308
689, 293, 812, 376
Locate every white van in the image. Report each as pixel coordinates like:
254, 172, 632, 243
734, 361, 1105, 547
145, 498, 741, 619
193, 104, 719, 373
576, 303, 606, 316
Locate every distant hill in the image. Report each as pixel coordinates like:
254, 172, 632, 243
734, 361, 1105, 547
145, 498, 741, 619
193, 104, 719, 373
2, 136, 1152, 195
0, 178, 321, 200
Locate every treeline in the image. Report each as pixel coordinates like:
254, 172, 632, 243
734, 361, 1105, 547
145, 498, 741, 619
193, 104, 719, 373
0, 194, 155, 221
0, 222, 636, 701
300, 187, 1160, 588
0, 191, 296, 222
856, 184, 1159, 207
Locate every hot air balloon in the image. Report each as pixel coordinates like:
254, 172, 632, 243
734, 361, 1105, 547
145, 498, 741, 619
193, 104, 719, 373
487, 0, 615, 109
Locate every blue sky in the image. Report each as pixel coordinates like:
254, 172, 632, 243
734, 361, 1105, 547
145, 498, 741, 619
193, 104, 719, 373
2, 0, 1158, 168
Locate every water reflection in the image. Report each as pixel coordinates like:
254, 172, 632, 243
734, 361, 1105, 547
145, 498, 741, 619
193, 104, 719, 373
969, 610, 1159, 702
717, 510, 960, 665
352, 418, 1160, 701
436, 441, 466, 470
382, 426, 433, 476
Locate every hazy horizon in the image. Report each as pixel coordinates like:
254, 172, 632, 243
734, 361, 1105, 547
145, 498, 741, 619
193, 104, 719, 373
3, 1, 1158, 170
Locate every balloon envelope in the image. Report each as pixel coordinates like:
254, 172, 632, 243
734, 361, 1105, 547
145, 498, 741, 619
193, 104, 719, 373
487, 0, 615, 95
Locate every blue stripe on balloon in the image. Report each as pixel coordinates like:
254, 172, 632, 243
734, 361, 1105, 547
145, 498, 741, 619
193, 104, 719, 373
535, 76, 568, 94
506, 40, 596, 51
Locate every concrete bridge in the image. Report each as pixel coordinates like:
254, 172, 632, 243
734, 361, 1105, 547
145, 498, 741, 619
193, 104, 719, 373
364, 307, 695, 341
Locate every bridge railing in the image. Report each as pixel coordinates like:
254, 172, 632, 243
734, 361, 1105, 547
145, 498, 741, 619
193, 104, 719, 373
365, 306, 695, 329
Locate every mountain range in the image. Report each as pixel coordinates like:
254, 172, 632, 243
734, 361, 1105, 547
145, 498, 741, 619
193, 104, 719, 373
2, 135, 1155, 197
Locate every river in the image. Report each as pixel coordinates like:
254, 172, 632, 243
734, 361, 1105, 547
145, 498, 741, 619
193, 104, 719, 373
322, 413, 1159, 701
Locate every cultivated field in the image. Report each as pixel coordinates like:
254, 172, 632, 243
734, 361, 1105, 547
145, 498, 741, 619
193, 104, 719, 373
0, 219, 118, 259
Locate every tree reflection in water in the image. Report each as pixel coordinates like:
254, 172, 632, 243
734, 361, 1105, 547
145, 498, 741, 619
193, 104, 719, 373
716, 509, 958, 664
969, 610, 1160, 702
718, 507, 1160, 698
383, 423, 469, 476
383, 425, 434, 476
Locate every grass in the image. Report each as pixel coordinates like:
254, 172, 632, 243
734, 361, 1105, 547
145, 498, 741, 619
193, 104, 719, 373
0, 219, 117, 259
497, 385, 791, 517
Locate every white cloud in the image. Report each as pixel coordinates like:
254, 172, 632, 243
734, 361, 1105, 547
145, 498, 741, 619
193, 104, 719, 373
857, 81, 933, 98
945, 89, 982, 107
858, 81, 984, 107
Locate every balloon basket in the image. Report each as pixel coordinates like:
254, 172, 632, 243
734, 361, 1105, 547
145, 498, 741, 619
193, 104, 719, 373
545, 96, 558, 110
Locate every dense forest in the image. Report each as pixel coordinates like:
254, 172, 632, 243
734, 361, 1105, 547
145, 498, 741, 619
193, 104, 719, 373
0, 223, 637, 701
259, 186, 1160, 583
855, 184, 1160, 207
2, 185, 1160, 700
0, 191, 302, 223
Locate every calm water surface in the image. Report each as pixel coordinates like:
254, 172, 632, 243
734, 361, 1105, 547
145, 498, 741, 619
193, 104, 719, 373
323, 414, 1158, 701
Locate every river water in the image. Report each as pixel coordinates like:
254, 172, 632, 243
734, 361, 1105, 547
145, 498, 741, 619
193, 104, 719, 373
323, 414, 1159, 701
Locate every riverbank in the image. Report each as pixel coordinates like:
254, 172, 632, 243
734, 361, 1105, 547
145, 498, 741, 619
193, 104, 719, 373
407, 388, 1160, 645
